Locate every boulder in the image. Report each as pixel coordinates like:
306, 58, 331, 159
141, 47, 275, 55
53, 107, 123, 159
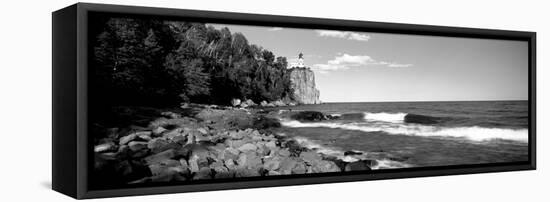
272, 100, 286, 107
137, 133, 152, 141
231, 98, 241, 107
187, 155, 209, 171
224, 159, 238, 170
116, 145, 131, 158
221, 148, 240, 161
237, 143, 258, 153
119, 134, 137, 145
188, 157, 200, 173
278, 158, 298, 175
194, 133, 212, 143
244, 99, 256, 107
161, 111, 181, 119
94, 142, 117, 153
290, 111, 326, 122
257, 144, 271, 156
147, 138, 181, 154
344, 160, 373, 172
278, 149, 291, 157
344, 150, 363, 156
193, 167, 212, 180
263, 156, 283, 171
252, 116, 281, 129
309, 160, 341, 173
144, 149, 176, 165
299, 151, 322, 164
291, 161, 307, 174
128, 141, 148, 152
148, 159, 185, 176
215, 170, 234, 179
228, 130, 245, 140
265, 141, 277, 149
197, 127, 209, 135
152, 126, 167, 136
234, 168, 261, 178
131, 149, 150, 159
260, 101, 269, 107
163, 128, 187, 140
267, 170, 281, 176
211, 161, 233, 179
237, 151, 262, 170
226, 139, 246, 149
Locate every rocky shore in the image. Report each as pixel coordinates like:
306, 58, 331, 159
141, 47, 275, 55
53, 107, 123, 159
93, 104, 374, 185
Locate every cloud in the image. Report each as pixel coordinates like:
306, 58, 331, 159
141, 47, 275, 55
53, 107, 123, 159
311, 53, 412, 73
315, 30, 371, 41
268, 27, 284, 31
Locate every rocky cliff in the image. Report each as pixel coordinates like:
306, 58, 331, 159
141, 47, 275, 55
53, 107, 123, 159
289, 68, 321, 104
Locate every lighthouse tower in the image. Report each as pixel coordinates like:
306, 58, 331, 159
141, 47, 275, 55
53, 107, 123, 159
297, 52, 305, 67
290, 52, 306, 68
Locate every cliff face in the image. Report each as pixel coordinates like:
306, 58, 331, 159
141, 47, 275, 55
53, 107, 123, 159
289, 68, 321, 104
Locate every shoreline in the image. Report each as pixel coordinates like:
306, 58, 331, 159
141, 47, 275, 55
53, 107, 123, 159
92, 104, 373, 186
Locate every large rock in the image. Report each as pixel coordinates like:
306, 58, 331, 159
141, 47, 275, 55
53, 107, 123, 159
231, 98, 241, 107
193, 167, 212, 180
161, 111, 181, 119
252, 116, 281, 129
237, 151, 262, 170
235, 168, 261, 178
162, 128, 187, 140
244, 99, 256, 107
237, 143, 258, 153
144, 149, 176, 165
221, 148, 240, 161
309, 160, 341, 173
344, 160, 374, 172
290, 111, 327, 121
119, 131, 152, 145
128, 141, 148, 152
148, 159, 187, 176
299, 151, 322, 164
210, 161, 233, 179
260, 101, 269, 107
289, 68, 321, 104
94, 142, 117, 153
278, 158, 307, 175
263, 156, 283, 171
147, 138, 181, 154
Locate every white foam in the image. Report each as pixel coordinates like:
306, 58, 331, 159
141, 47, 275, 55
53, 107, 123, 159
292, 136, 343, 157
281, 120, 528, 143
289, 135, 412, 169
363, 112, 407, 123
371, 159, 412, 169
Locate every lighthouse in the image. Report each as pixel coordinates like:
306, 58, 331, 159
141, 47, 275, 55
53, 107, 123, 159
290, 52, 306, 68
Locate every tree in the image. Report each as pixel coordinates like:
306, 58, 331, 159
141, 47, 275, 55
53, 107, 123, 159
91, 17, 294, 106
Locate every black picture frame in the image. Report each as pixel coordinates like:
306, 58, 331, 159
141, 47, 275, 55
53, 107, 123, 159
52, 2, 536, 199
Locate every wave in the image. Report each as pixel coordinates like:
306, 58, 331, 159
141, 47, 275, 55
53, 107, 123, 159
363, 112, 407, 123
290, 135, 410, 169
281, 120, 528, 143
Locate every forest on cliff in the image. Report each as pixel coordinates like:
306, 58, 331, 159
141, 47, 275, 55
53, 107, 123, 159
90, 17, 293, 107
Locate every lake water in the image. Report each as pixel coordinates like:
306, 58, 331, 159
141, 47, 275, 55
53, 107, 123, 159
273, 101, 529, 169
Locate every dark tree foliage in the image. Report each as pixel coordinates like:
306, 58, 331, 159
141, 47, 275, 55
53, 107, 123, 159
91, 18, 293, 107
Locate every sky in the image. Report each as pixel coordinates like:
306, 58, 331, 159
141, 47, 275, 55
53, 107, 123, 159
210, 23, 528, 102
